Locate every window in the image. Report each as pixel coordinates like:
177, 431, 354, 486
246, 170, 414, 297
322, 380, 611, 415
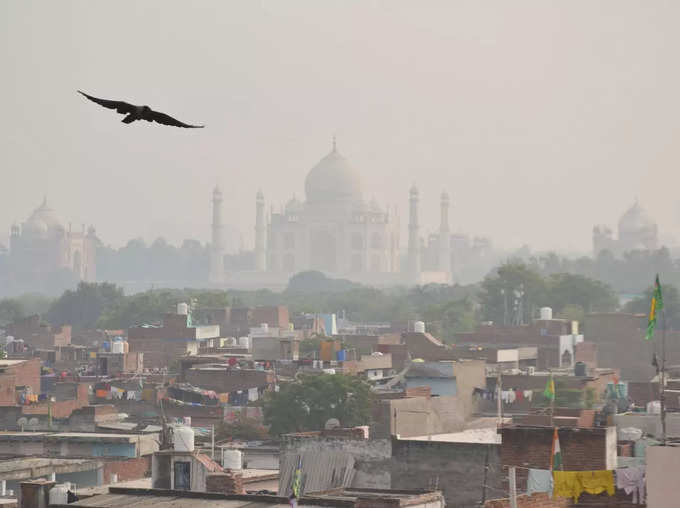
284, 232, 295, 250
351, 233, 364, 250
351, 254, 363, 272
283, 253, 295, 272
370, 232, 383, 249
370, 255, 380, 272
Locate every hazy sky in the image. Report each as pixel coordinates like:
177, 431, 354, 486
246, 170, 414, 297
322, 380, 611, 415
3, 1, 680, 253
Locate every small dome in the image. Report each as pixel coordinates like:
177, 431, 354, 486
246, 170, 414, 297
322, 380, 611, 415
305, 145, 362, 205
618, 202, 656, 234
410, 184, 419, 197
24, 198, 63, 235
285, 195, 304, 213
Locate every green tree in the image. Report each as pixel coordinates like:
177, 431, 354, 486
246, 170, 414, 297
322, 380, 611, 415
545, 273, 618, 315
421, 297, 478, 342
0, 298, 25, 326
263, 374, 372, 436
479, 261, 547, 325
47, 282, 124, 329
215, 416, 269, 441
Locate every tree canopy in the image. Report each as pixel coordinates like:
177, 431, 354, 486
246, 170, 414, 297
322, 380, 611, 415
480, 261, 618, 325
263, 374, 372, 436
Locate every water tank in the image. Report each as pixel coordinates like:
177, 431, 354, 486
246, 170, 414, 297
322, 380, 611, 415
49, 485, 69, 506
123, 341, 129, 353
238, 337, 250, 348
574, 361, 586, 377
539, 307, 553, 320
173, 426, 195, 452
177, 302, 189, 315
112, 341, 124, 354
414, 321, 425, 333
222, 449, 243, 470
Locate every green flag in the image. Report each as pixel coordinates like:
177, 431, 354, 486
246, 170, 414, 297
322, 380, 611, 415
645, 275, 664, 340
543, 376, 555, 401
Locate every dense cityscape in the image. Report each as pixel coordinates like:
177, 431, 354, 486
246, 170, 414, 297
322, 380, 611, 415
3, 2, 680, 508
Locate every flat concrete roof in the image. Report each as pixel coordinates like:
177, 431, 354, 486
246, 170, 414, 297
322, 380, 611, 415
61, 487, 440, 508
0, 457, 102, 481
0, 432, 155, 443
0, 360, 27, 366
404, 428, 501, 444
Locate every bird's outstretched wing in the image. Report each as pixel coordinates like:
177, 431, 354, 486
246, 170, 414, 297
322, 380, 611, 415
78, 90, 135, 115
148, 110, 204, 128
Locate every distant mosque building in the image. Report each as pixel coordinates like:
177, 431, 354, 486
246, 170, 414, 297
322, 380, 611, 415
593, 201, 658, 257
209, 141, 461, 288
8, 198, 97, 282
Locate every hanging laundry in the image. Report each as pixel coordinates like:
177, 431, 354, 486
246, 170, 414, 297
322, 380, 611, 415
616, 466, 645, 504
524, 390, 533, 402
527, 469, 553, 496
248, 387, 259, 402
553, 471, 615, 503
579, 470, 615, 497
515, 390, 524, 402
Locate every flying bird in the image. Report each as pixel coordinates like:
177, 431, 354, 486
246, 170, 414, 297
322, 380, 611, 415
78, 91, 204, 128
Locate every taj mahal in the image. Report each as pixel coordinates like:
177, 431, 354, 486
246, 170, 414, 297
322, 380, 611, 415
209, 141, 456, 288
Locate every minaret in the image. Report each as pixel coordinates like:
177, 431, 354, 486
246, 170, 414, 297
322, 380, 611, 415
408, 184, 421, 283
439, 191, 451, 281
209, 186, 225, 284
255, 190, 266, 271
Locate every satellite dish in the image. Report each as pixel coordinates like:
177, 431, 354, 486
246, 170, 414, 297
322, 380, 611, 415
28, 418, 39, 427
17, 417, 28, 426
324, 418, 340, 430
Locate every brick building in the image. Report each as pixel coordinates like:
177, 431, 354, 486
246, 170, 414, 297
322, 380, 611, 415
185, 366, 274, 394
5, 315, 71, 349
127, 313, 220, 369
500, 425, 617, 491
195, 305, 289, 337
0, 358, 41, 401
584, 312, 680, 381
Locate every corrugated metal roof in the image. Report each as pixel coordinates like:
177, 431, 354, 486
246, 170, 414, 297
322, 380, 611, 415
278, 451, 355, 497
68, 493, 289, 507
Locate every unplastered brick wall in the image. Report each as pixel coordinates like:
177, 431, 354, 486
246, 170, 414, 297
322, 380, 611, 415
484, 492, 569, 508
501, 426, 611, 491
206, 471, 244, 495
103, 456, 151, 482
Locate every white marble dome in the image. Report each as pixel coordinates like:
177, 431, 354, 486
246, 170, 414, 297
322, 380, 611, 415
304, 145, 362, 205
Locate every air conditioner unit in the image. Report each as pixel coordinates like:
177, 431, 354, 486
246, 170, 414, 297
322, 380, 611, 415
527, 366, 535, 376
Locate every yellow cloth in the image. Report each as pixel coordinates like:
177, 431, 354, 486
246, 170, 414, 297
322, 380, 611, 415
553, 471, 615, 502
580, 470, 615, 497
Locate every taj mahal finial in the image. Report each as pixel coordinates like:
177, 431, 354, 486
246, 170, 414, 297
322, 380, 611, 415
332, 134, 337, 152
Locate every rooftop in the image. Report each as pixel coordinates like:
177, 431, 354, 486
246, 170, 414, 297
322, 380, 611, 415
59, 487, 442, 508
0, 359, 27, 367
0, 457, 101, 481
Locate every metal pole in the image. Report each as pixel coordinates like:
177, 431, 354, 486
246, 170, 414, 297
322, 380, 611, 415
661, 307, 667, 445
509, 466, 518, 508
497, 370, 503, 426
211, 424, 215, 459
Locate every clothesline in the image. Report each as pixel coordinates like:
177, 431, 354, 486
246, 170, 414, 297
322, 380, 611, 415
499, 465, 645, 505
